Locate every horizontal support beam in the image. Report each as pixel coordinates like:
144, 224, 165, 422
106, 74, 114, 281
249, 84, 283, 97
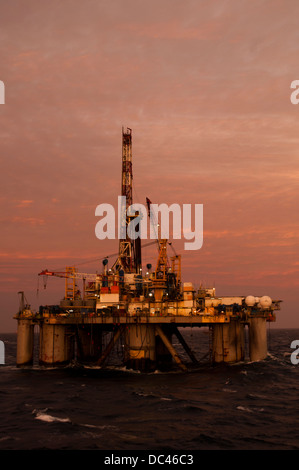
25, 314, 231, 326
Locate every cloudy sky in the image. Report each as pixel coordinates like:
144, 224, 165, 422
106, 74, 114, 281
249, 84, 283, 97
1, 0, 299, 330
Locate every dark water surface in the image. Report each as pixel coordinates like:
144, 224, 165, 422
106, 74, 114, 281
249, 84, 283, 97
0, 328, 299, 450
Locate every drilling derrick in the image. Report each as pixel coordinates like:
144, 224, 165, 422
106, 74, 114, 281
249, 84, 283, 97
117, 127, 141, 273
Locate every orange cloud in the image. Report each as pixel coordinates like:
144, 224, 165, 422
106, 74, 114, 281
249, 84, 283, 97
15, 200, 34, 208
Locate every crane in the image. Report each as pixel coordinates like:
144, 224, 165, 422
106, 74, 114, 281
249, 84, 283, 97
38, 267, 101, 301
145, 197, 182, 299
38, 268, 100, 282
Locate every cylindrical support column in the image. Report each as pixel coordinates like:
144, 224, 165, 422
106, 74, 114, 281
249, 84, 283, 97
124, 324, 156, 371
248, 317, 267, 362
16, 319, 34, 367
39, 323, 73, 366
212, 321, 245, 363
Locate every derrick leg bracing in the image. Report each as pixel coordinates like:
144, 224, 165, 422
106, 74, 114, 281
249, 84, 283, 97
97, 326, 125, 367
76, 325, 102, 364
155, 326, 173, 370
172, 326, 199, 365
155, 325, 187, 372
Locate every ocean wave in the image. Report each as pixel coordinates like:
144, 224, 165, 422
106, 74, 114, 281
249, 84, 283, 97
132, 391, 156, 398
33, 408, 71, 424
237, 405, 264, 413
132, 390, 173, 401
80, 423, 118, 431
237, 406, 253, 413
247, 393, 268, 400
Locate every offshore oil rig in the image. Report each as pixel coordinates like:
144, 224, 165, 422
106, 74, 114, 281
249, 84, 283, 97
15, 128, 281, 371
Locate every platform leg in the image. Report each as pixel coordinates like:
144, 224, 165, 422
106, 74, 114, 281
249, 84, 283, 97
212, 321, 245, 363
16, 319, 34, 367
248, 317, 267, 361
39, 323, 73, 366
124, 324, 156, 371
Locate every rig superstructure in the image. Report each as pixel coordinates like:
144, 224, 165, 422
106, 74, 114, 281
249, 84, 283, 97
15, 128, 281, 371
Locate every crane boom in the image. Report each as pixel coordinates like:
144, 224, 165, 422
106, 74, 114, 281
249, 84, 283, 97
38, 269, 100, 282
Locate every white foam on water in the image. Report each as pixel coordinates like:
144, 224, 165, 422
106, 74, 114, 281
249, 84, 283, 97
80, 423, 117, 430
237, 406, 253, 413
0, 436, 12, 442
237, 405, 264, 413
33, 409, 71, 424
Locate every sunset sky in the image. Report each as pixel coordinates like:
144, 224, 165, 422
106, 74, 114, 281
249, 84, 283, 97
1, 0, 299, 331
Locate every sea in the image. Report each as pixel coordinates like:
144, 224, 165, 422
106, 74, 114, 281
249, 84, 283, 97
0, 328, 299, 454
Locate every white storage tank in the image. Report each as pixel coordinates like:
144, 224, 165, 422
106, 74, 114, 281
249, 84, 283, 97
259, 296, 272, 309
245, 295, 256, 307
